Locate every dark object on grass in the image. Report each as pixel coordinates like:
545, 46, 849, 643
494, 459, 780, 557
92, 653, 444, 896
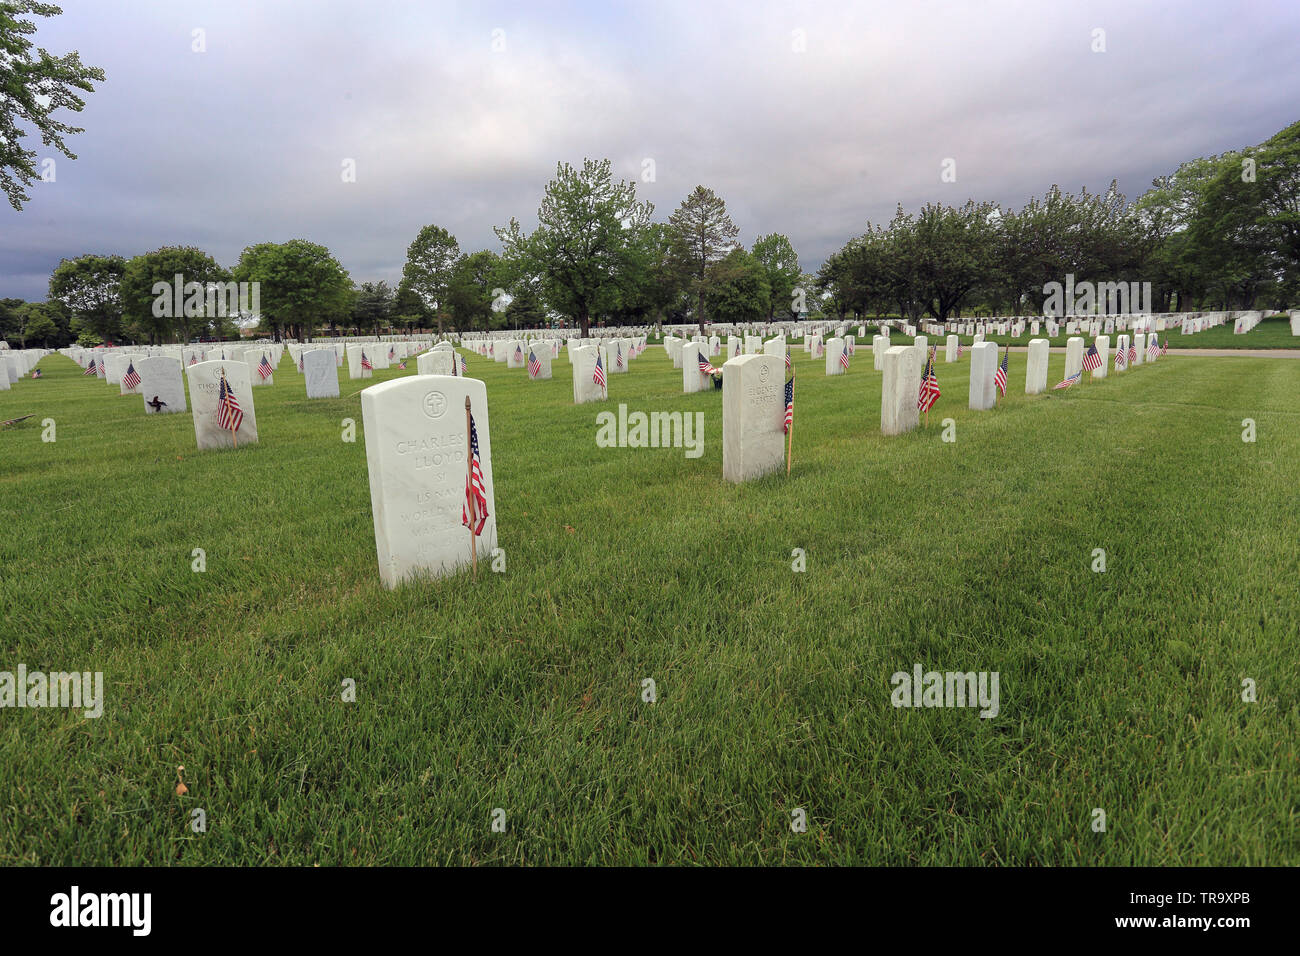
1, 414, 36, 427
711, 371, 723, 390
147, 395, 167, 411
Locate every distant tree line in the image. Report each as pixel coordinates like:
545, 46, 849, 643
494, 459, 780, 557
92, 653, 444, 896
5, 120, 1297, 348
818, 120, 1300, 321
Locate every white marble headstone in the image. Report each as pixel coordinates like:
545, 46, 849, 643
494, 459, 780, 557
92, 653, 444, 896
137, 356, 186, 413
360, 375, 496, 588
303, 349, 340, 398
185, 360, 258, 450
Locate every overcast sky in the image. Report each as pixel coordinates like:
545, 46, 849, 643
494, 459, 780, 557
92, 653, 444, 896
2, 0, 1297, 301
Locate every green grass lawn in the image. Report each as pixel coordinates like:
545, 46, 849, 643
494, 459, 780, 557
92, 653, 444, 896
1, 346, 1297, 866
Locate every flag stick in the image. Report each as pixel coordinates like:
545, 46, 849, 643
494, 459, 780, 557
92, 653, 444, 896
465, 395, 477, 580
786, 365, 795, 475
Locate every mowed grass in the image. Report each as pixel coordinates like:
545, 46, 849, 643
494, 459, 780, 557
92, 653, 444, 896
886, 313, 1300, 351
0, 343, 1297, 866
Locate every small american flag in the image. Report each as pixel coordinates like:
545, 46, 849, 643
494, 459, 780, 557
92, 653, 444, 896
838, 345, 850, 370
1054, 370, 1082, 390
257, 354, 273, 380
957, 342, 964, 359
1114, 345, 1127, 370
1159, 337, 1168, 356
121, 362, 141, 391
993, 348, 1008, 396
527, 348, 541, 379
361, 351, 373, 371
783, 352, 795, 433
1128, 343, 1137, 364
389, 346, 396, 361
593, 350, 606, 389
82, 359, 96, 376
616, 343, 624, 369
31, 369, 42, 378
217, 368, 243, 432
514, 343, 523, 363
190, 355, 198, 366
298, 354, 304, 372
698, 351, 716, 375
458, 353, 468, 376
918, 347, 940, 412
462, 413, 489, 536
1082, 344, 1101, 371
398, 360, 406, 369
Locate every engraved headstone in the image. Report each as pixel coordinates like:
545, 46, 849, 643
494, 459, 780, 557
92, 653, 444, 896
360, 376, 496, 588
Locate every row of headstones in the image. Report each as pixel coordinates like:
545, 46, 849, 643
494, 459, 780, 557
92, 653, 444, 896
0, 348, 51, 389
355, 350, 796, 589
566, 338, 649, 402
881, 334, 1163, 436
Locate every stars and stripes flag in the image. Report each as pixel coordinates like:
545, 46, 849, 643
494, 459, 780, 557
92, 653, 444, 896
616, 343, 624, 369
31, 369, 42, 378
993, 347, 1008, 396
698, 351, 717, 375
388, 346, 396, 361
1082, 344, 1102, 371
514, 343, 523, 363
298, 353, 304, 372
527, 348, 541, 379
1128, 343, 1137, 364
839, 344, 850, 370
1053, 370, 1082, 390
1147, 336, 1159, 358
462, 413, 489, 536
458, 352, 468, 376
783, 352, 795, 433
361, 351, 373, 371
216, 368, 243, 433
121, 362, 141, 391
398, 359, 407, 369
918, 346, 940, 412
190, 354, 198, 366
1159, 337, 1168, 356
257, 354, 273, 380
82, 359, 96, 375
593, 350, 606, 389
1114, 344, 1127, 370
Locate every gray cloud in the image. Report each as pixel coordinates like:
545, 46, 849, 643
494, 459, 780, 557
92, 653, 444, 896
2, 0, 1297, 300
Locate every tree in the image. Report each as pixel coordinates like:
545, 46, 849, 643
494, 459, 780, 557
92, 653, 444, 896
231, 239, 353, 340
504, 285, 546, 328
668, 185, 739, 334
120, 246, 230, 344
400, 225, 460, 335
1, 1, 105, 211
16, 300, 58, 345
353, 281, 394, 333
496, 158, 653, 337
750, 233, 800, 321
48, 253, 125, 343
446, 250, 501, 333
704, 248, 770, 324
392, 279, 432, 333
